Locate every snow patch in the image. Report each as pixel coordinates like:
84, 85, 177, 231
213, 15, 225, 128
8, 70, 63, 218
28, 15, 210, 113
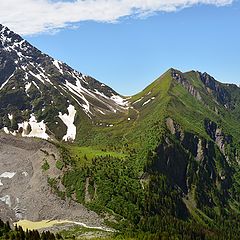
22, 172, 28, 177
142, 99, 151, 106
29, 71, 45, 84
64, 80, 91, 115
0, 195, 11, 207
53, 60, 63, 74
32, 81, 41, 93
133, 97, 144, 104
3, 127, 10, 134
96, 109, 106, 115
8, 114, 13, 121
0, 172, 16, 186
0, 172, 16, 179
25, 82, 31, 92
110, 95, 128, 107
94, 89, 109, 99
18, 114, 49, 140
142, 97, 155, 106
59, 105, 77, 141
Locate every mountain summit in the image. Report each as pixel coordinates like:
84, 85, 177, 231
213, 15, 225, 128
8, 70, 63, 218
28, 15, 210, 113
0, 24, 128, 141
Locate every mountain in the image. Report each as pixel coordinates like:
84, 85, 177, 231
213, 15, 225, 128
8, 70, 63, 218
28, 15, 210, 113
0, 24, 240, 239
60, 70, 240, 238
0, 24, 128, 142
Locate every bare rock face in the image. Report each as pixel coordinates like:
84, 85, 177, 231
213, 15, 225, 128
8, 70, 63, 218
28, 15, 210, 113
196, 138, 204, 162
166, 117, 184, 140
164, 117, 233, 205
204, 118, 232, 160
172, 70, 202, 101
199, 72, 232, 109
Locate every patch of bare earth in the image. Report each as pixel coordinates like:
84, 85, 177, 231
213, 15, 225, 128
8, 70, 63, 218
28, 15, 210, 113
0, 132, 107, 231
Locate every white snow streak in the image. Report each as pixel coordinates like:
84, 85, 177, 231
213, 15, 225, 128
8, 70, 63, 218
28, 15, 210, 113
0, 72, 15, 90
25, 82, 32, 92
8, 114, 13, 121
53, 60, 63, 74
22, 172, 28, 177
3, 127, 10, 134
59, 104, 77, 141
142, 97, 155, 106
142, 99, 151, 106
64, 80, 91, 115
133, 97, 144, 104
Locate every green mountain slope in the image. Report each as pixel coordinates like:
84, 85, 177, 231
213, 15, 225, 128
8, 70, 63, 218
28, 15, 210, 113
58, 69, 240, 239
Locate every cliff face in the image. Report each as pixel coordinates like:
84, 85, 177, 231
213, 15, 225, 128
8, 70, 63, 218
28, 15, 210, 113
164, 118, 234, 204
199, 72, 232, 108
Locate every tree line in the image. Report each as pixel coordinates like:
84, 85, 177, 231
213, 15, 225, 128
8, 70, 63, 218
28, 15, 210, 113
0, 219, 62, 240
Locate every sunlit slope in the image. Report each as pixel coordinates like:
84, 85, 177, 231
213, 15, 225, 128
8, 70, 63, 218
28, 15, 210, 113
62, 68, 240, 239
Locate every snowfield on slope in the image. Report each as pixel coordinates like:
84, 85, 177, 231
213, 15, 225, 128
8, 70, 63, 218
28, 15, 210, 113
18, 115, 49, 140
1, 114, 50, 140
59, 104, 77, 141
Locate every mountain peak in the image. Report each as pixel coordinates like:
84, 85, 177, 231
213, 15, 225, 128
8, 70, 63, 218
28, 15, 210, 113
0, 24, 23, 47
0, 24, 129, 142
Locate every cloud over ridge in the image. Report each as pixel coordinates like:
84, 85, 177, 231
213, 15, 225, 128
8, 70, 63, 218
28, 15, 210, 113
0, 0, 233, 35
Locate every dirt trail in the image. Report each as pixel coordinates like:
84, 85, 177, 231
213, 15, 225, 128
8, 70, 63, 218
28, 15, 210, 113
0, 132, 107, 230
132, 107, 140, 127
122, 106, 140, 143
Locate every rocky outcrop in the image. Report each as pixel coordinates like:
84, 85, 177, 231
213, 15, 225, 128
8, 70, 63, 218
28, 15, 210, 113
0, 133, 106, 228
172, 70, 202, 101
166, 117, 184, 140
199, 72, 232, 109
204, 118, 232, 160
166, 118, 203, 161
164, 118, 233, 209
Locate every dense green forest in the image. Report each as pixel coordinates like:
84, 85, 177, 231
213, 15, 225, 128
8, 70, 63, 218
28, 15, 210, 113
56, 144, 240, 240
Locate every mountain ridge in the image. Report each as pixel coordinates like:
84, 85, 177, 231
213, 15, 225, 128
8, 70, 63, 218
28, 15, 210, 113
0, 23, 129, 142
0, 23, 240, 239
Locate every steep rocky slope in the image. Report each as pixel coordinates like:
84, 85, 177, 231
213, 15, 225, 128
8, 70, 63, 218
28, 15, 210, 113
0, 133, 109, 231
0, 24, 128, 142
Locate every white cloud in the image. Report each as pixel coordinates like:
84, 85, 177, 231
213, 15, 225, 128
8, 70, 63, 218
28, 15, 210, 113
0, 0, 233, 35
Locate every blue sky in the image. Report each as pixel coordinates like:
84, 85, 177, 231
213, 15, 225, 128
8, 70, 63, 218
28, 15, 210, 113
3, 0, 240, 95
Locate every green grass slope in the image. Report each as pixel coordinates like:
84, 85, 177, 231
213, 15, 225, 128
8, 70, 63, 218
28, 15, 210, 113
57, 69, 240, 239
